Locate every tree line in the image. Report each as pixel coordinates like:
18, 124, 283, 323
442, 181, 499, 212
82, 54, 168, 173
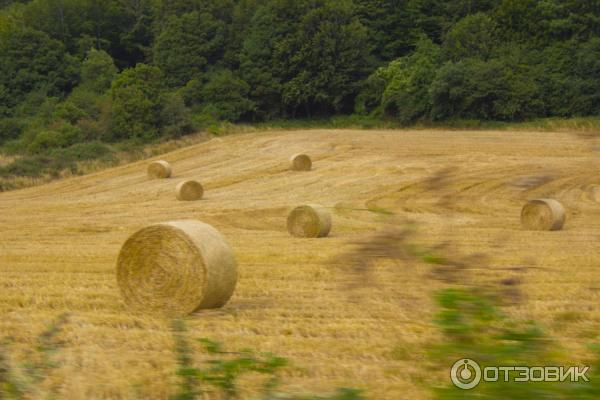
1, 0, 600, 153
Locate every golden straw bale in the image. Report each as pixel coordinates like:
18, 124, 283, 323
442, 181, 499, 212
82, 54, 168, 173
290, 154, 312, 171
116, 220, 237, 315
176, 180, 204, 201
287, 204, 331, 238
521, 198, 566, 231
147, 160, 172, 179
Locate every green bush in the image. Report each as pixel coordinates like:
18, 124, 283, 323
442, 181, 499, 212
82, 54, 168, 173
429, 57, 542, 121
154, 12, 226, 88
52, 101, 87, 124
443, 13, 497, 61
360, 37, 441, 123
80, 48, 118, 94
50, 141, 114, 163
160, 92, 194, 138
0, 141, 113, 178
110, 64, 165, 142
198, 70, 255, 122
0, 118, 24, 144
27, 123, 83, 154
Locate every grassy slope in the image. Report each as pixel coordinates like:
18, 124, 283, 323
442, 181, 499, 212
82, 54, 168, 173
3, 116, 600, 192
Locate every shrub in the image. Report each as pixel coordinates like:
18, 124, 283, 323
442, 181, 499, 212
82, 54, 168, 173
110, 64, 165, 141
80, 48, 118, 94
199, 70, 255, 122
429, 57, 542, 121
52, 101, 88, 124
50, 141, 114, 163
0, 142, 113, 178
160, 93, 194, 138
443, 13, 497, 61
359, 37, 441, 123
27, 123, 84, 154
0, 118, 24, 144
154, 12, 226, 88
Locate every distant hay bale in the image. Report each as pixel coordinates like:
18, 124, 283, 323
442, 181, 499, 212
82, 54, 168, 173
521, 199, 565, 231
176, 180, 204, 201
147, 160, 172, 179
290, 154, 312, 171
116, 220, 237, 315
287, 204, 331, 238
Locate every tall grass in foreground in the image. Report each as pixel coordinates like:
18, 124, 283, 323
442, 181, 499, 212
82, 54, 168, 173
171, 319, 364, 400
0, 316, 364, 399
0, 313, 70, 399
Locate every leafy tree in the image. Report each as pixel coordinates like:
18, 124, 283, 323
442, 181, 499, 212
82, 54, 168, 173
152, 0, 235, 22
0, 118, 23, 144
28, 122, 84, 154
430, 57, 542, 121
359, 37, 440, 122
197, 69, 255, 122
276, 0, 374, 117
568, 38, 600, 115
0, 24, 78, 116
442, 0, 497, 21
160, 92, 193, 137
154, 11, 226, 87
52, 101, 87, 124
81, 48, 118, 94
110, 63, 164, 141
493, 0, 573, 44
21, 0, 153, 67
238, 2, 289, 120
443, 13, 497, 61
355, 0, 420, 62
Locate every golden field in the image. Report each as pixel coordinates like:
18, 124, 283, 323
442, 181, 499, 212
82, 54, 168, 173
1, 129, 600, 399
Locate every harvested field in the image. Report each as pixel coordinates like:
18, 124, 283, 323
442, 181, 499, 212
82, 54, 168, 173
1, 129, 600, 399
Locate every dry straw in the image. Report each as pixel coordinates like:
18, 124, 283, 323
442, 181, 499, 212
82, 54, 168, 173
176, 180, 204, 201
290, 153, 312, 171
287, 204, 331, 238
147, 160, 172, 179
116, 220, 237, 315
521, 198, 566, 231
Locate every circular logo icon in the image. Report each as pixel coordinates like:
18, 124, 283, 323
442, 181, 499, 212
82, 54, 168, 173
451, 359, 482, 390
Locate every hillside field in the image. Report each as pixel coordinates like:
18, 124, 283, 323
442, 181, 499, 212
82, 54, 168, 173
1, 129, 600, 399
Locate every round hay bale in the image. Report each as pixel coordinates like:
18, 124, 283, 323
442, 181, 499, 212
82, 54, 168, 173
521, 199, 565, 231
290, 153, 312, 171
287, 204, 331, 238
176, 180, 204, 201
147, 160, 172, 179
116, 220, 237, 315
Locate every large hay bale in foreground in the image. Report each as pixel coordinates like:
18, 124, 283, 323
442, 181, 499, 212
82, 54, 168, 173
521, 199, 565, 231
176, 180, 204, 201
116, 220, 237, 315
147, 160, 172, 179
290, 154, 312, 171
287, 204, 331, 238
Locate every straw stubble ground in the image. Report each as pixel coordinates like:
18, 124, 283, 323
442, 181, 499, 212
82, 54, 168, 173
1, 129, 600, 399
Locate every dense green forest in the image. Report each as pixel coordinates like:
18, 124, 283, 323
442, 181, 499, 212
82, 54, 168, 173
0, 0, 599, 182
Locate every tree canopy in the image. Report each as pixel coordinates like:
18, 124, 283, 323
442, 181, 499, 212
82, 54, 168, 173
1, 0, 600, 153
